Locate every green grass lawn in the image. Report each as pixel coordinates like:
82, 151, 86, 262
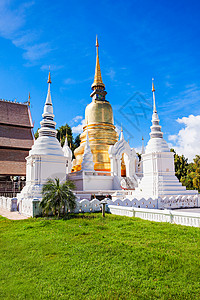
0, 214, 200, 300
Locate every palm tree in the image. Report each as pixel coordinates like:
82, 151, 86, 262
40, 178, 76, 216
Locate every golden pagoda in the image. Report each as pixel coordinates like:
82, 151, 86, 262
72, 37, 118, 172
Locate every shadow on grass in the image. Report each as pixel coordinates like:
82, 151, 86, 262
63, 212, 101, 220
36, 212, 104, 221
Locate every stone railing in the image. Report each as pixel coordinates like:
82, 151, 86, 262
159, 195, 199, 209
109, 195, 199, 209
0, 196, 18, 211
108, 205, 200, 227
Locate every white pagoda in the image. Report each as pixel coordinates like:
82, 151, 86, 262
17, 72, 67, 216
133, 79, 198, 199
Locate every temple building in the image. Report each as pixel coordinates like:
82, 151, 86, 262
0, 98, 34, 196
3, 38, 196, 217
72, 37, 119, 172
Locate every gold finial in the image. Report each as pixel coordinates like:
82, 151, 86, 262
47, 67, 51, 84
142, 136, 144, 141
96, 35, 99, 47
92, 36, 105, 89
152, 78, 155, 92
152, 78, 157, 113
28, 92, 31, 106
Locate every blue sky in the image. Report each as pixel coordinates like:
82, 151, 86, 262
1, 0, 200, 160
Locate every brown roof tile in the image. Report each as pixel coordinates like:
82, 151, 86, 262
0, 149, 28, 175
0, 100, 33, 127
0, 125, 34, 149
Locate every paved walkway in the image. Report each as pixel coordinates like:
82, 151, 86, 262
0, 208, 29, 220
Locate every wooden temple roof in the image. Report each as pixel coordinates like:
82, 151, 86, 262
0, 100, 34, 176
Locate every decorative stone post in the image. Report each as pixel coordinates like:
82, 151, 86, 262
101, 199, 107, 217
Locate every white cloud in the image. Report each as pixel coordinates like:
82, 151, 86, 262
106, 68, 116, 80
135, 146, 142, 154
12, 31, 38, 47
165, 81, 173, 88
115, 124, 121, 135
162, 84, 200, 114
23, 43, 51, 61
64, 78, 78, 85
168, 114, 200, 162
72, 119, 85, 134
0, 1, 27, 38
72, 115, 83, 123
64, 77, 93, 86
0, 1, 51, 63
41, 64, 64, 71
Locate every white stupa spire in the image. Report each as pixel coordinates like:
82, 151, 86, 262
149, 79, 163, 139
63, 133, 73, 173
45, 72, 52, 105
120, 125, 124, 141
63, 133, 72, 159
81, 124, 94, 171
38, 71, 57, 138
145, 79, 169, 153
141, 136, 145, 154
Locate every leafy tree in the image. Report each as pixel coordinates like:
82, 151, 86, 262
170, 149, 188, 180
74, 134, 81, 149
57, 124, 73, 147
40, 178, 76, 217
192, 155, 200, 191
180, 162, 195, 190
57, 124, 81, 155
34, 128, 39, 139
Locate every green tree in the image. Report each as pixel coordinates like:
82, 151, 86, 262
180, 162, 195, 190
170, 149, 188, 180
192, 155, 200, 191
57, 124, 73, 147
74, 134, 81, 148
40, 178, 76, 217
34, 128, 39, 139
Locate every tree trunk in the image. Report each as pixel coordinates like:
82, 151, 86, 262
63, 203, 66, 216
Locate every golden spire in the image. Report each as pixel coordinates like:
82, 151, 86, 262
47, 66, 51, 84
152, 78, 155, 92
28, 92, 30, 106
152, 78, 157, 113
92, 36, 105, 89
